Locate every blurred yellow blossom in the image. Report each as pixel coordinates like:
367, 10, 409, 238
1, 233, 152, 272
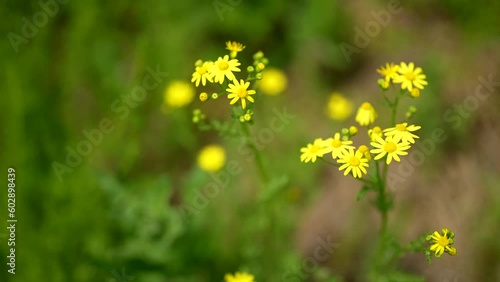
164, 81, 195, 108
258, 68, 287, 95
224, 272, 255, 282
326, 92, 353, 121
197, 145, 226, 172
355, 102, 377, 126
368, 126, 383, 142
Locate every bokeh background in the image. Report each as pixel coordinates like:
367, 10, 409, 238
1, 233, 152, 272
1, 0, 499, 281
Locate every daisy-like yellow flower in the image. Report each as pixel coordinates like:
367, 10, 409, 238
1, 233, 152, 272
197, 145, 226, 172
368, 126, 383, 142
337, 148, 369, 178
326, 92, 353, 121
191, 61, 214, 87
226, 41, 246, 58
377, 62, 399, 81
211, 55, 241, 84
320, 133, 354, 159
355, 102, 377, 126
370, 136, 411, 165
300, 138, 325, 163
227, 79, 256, 109
393, 62, 428, 91
383, 123, 421, 144
426, 228, 457, 258
224, 272, 255, 282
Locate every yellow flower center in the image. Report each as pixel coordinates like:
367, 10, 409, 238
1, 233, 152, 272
331, 139, 342, 148
310, 145, 320, 154
361, 102, 372, 110
436, 236, 450, 247
404, 71, 415, 81
349, 156, 360, 166
218, 61, 229, 70
396, 124, 407, 131
197, 66, 207, 75
237, 88, 248, 98
384, 142, 397, 153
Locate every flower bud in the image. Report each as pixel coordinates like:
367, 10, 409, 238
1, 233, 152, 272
211, 93, 219, 100
199, 92, 208, 102
256, 73, 263, 80
247, 66, 255, 73
349, 126, 358, 136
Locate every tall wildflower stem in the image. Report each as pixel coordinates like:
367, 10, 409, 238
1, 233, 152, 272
241, 122, 269, 185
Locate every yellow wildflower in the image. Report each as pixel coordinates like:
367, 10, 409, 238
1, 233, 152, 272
384, 123, 421, 144
370, 136, 411, 165
226, 41, 246, 58
224, 272, 255, 282
211, 55, 241, 84
377, 62, 400, 81
227, 79, 256, 109
191, 61, 214, 87
337, 148, 369, 178
320, 133, 354, 159
197, 145, 226, 172
393, 62, 428, 91
300, 138, 326, 163
326, 92, 353, 121
258, 68, 288, 95
164, 81, 195, 108
355, 102, 377, 126
368, 126, 383, 142
427, 228, 457, 258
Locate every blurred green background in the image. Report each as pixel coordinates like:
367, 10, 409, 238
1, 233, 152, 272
1, 0, 499, 281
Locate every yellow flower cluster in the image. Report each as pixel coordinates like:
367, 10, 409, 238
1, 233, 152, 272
377, 62, 428, 97
426, 228, 457, 258
191, 42, 269, 111
300, 103, 421, 178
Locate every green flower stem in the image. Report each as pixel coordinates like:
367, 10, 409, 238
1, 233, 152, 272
240, 122, 269, 185
374, 161, 388, 236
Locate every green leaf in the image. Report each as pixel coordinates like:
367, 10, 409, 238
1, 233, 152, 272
356, 185, 371, 201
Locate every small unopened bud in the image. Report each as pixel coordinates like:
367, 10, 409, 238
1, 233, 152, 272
256, 62, 265, 71
378, 78, 390, 90
199, 92, 208, 102
195, 59, 203, 67
253, 51, 264, 60
349, 126, 358, 136
211, 93, 219, 100
411, 88, 420, 98
244, 114, 252, 121
341, 128, 349, 135
256, 73, 263, 80
247, 66, 255, 73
